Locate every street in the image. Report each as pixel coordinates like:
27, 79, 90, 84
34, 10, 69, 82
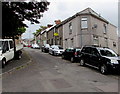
2, 48, 119, 92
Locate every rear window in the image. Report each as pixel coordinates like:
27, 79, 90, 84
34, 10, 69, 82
58, 46, 63, 49
75, 49, 81, 52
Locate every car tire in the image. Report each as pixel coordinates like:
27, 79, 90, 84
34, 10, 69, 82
15, 51, 22, 60
52, 51, 55, 56
100, 64, 108, 74
80, 59, 85, 66
18, 54, 22, 59
62, 54, 65, 59
70, 57, 74, 63
2, 59, 6, 68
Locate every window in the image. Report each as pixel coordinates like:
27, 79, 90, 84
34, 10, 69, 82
59, 38, 62, 45
93, 36, 99, 45
71, 38, 74, 47
9, 41, 14, 49
51, 39, 53, 45
0, 41, 3, 51
105, 38, 108, 47
82, 47, 91, 54
69, 22, 72, 34
2, 41, 9, 53
81, 17, 88, 29
65, 39, 68, 48
44, 33, 47, 38
91, 48, 99, 56
103, 24, 107, 34
100, 49, 117, 57
113, 42, 116, 47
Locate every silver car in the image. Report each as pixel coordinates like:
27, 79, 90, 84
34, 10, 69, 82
49, 45, 64, 55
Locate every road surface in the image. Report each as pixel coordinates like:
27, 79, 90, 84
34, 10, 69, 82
2, 48, 119, 92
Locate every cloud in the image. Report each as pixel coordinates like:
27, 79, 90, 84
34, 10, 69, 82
22, 0, 118, 39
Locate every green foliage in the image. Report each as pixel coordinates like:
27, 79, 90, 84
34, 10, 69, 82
33, 25, 47, 36
2, 1, 50, 38
17, 27, 26, 35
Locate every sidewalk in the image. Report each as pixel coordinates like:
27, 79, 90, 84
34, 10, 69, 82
2, 49, 32, 74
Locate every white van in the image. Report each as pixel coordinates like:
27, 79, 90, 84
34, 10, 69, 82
0, 39, 23, 68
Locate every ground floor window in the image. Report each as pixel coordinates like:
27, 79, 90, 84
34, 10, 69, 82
104, 38, 108, 47
93, 36, 99, 45
65, 39, 68, 48
71, 38, 74, 48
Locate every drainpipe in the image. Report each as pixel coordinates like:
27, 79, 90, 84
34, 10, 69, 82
54, 27, 55, 45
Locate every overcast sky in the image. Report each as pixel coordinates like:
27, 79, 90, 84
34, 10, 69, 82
22, 0, 118, 39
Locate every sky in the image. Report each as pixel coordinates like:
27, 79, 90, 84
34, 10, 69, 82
22, 0, 118, 39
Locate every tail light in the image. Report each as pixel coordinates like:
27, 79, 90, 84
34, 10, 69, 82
74, 52, 78, 56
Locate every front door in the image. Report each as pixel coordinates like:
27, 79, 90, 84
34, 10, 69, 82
90, 48, 100, 68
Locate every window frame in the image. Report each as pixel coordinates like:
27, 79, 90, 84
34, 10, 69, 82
69, 22, 72, 34
81, 17, 88, 29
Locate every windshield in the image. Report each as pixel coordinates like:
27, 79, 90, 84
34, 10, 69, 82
76, 49, 81, 51
99, 49, 117, 57
45, 44, 50, 47
0, 41, 3, 50
58, 46, 63, 49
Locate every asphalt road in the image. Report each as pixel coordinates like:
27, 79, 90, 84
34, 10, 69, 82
2, 48, 120, 92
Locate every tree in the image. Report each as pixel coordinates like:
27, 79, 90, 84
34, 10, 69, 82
2, 1, 50, 55
2, 1, 50, 38
32, 25, 47, 37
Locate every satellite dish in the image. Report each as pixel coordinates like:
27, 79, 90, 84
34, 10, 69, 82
94, 24, 97, 28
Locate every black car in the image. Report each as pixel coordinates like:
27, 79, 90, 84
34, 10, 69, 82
62, 47, 81, 63
79, 46, 120, 74
41, 44, 50, 53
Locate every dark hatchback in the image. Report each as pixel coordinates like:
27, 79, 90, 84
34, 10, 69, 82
62, 47, 81, 63
79, 46, 120, 74
41, 44, 50, 53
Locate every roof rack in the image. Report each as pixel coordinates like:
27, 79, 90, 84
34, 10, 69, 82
83, 45, 110, 48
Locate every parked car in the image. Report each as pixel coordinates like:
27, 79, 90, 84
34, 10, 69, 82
0, 39, 23, 68
79, 46, 120, 74
62, 47, 81, 63
49, 45, 64, 56
31, 43, 40, 49
41, 44, 50, 53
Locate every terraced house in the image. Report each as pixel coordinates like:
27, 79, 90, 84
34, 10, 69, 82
62, 8, 118, 53
47, 20, 63, 47
40, 8, 118, 53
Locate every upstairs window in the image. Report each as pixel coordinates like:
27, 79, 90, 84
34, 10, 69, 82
103, 24, 107, 34
69, 22, 72, 34
81, 17, 88, 29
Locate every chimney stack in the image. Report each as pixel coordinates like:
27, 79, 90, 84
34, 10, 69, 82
47, 24, 53, 28
55, 20, 61, 25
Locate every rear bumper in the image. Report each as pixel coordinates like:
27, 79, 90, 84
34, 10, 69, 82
54, 52, 63, 56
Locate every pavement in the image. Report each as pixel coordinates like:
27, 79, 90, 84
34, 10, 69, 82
2, 48, 32, 74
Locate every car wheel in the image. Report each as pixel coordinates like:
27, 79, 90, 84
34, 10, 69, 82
80, 59, 85, 66
62, 54, 65, 59
18, 54, 22, 59
100, 64, 108, 74
2, 59, 6, 68
52, 51, 55, 56
70, 57, 74, 63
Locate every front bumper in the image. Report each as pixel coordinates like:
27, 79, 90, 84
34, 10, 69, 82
54, 52, 63, 55
107, 64, 120, 71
